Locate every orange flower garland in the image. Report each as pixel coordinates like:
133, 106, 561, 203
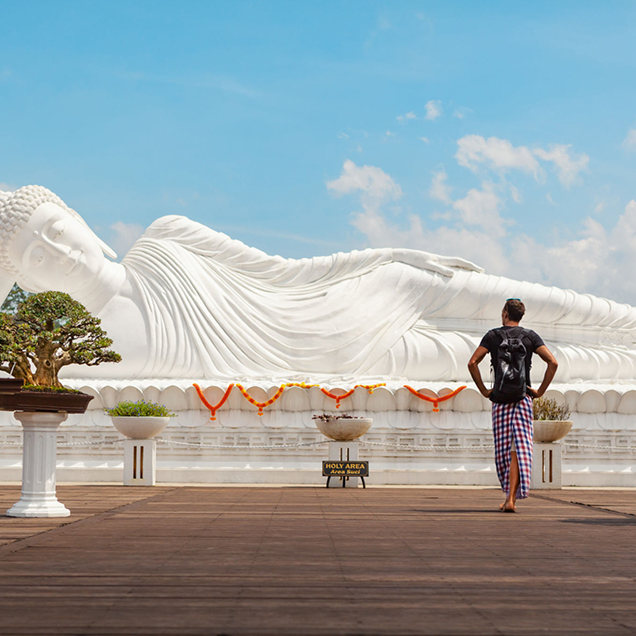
404, 385, 467, 412
320, 387, 355, 408
194, 381, 464, 417
235, 383, 286, 416
193, 383, 234, 421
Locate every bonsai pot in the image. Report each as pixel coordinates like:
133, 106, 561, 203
0, 387, 93, 414
0, 378, 25, 394
533, 420, 573, 443
314, 416, 373, 441
111, 416, 170, 440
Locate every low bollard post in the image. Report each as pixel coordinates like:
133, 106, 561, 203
531, 442, 563, 489
123, 439, 157, 486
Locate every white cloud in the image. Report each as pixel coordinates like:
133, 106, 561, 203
509, 184, 522, 203
622, 128, 636, 152
453, 107, 472, 119
429, 171, 452, 204
337, 132, 349, 139
547, 193, 556, 205
397, 111, 417, 124
533, 144, 589, 188
611, 200, 636, 251
456, 135, 541, 178
594, 201, 605, 213
420, 137, 430, 144
326, 160, 402, 202
452, 182, 506, 236
456, 135, 589, 188
425, 100, 442, 121
109, 221, 144, 259
507, 200, 636, 303
0, 182, 16, 192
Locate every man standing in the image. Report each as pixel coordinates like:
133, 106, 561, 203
468, 299, 558, 512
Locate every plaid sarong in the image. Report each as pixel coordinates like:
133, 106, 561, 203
492, 395, 533, 499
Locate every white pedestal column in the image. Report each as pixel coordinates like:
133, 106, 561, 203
6, 411, 70, 518
123, 439, 157, 486
531, 442, 563, 489
328, 441, 360, 488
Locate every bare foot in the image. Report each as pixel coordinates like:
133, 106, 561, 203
499, 501, 507, 511
503, 502, 517, 513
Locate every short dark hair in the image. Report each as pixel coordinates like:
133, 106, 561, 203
504, 298, 525, 322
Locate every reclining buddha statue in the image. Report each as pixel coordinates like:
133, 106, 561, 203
1, 185, 635, 383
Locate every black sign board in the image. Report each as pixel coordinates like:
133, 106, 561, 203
322, 461, 369, 477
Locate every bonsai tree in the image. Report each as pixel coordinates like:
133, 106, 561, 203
0, 291, 121, 388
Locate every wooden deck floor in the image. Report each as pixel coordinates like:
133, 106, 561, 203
1, 485, 635, 635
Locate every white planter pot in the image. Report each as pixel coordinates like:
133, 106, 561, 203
111, 416, 170, 440
315, 417, 373, 441
533, 420, 573, 443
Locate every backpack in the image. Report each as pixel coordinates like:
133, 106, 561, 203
491, 327, 528, 404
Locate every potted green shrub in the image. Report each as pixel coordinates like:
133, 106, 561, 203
0, 290, 121, 412
106, 400, 175, 439
532, 397, 573, 443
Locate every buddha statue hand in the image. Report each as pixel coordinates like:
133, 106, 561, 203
391, 248, 484, 277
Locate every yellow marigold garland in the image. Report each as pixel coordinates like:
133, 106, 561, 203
284, 382, 319, 389
354, 383, 386, 394
193, 381, 464, 417
235, 383, 286, 416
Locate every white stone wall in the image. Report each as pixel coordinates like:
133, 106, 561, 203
0, 381, 634, 486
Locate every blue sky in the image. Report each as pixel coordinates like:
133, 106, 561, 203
2, 1, 636, 302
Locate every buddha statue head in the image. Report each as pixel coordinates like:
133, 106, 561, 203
0, 185, 117, 298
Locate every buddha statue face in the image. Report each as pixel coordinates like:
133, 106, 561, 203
7, 202, 107, 296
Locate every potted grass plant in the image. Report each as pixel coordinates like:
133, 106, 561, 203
532, 397, 573, 443
106, 400, 175, 439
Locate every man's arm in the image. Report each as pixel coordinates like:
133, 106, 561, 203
467, 345, 492, 399
527, 345, 558, 398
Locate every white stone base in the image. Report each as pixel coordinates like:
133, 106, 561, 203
6, 494, 70, 518
6, 412, 70, 518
